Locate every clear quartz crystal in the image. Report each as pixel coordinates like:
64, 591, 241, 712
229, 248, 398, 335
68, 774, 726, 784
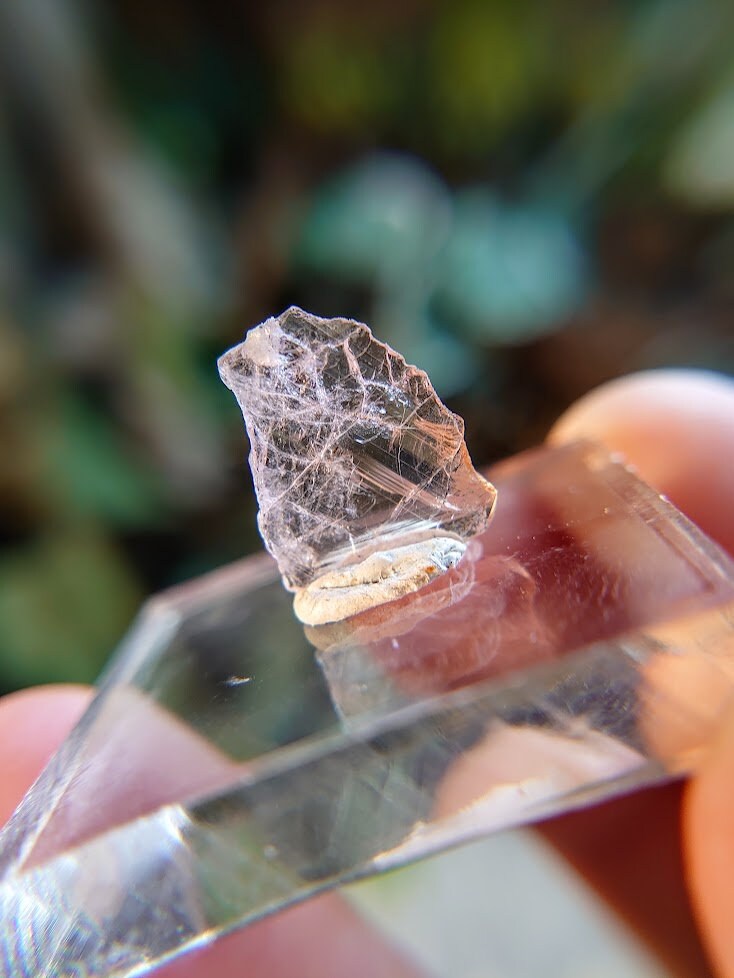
218, 307, 496, 623
0, 441, 733, 978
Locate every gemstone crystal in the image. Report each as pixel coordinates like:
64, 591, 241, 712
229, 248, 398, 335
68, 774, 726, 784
218, 307, 497, 623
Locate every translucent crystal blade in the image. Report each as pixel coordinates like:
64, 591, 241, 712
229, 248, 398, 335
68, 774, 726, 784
217, 307, 496, 593
1, 442, 734, 978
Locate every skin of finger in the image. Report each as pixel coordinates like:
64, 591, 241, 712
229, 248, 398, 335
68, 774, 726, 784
0, 684, 92, 825
545, 368, 734, 977
685, 710, 734, 978
153, 895, 423, 978
0, 687, 424, 978
549, 369, 734, 556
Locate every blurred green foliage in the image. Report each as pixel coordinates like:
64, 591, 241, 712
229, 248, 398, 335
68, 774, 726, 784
0, 0, 732, 690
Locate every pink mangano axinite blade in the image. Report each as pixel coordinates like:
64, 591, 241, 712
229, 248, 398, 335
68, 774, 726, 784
218, 307, 497, 623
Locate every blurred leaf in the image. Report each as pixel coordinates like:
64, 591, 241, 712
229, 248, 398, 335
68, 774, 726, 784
0, 316, 26, 403
625, 0, 731, 87
665, 74, 734, 206
560, 10, 630, 111
124, 296, 231, 503
0, 528, 141, 688
42, 390, 165, 528
428, 0, 552, 153
296, 153, 451, 287
434, 189, 586, 345
103, 35, 250, 189
280, 22, 399, 134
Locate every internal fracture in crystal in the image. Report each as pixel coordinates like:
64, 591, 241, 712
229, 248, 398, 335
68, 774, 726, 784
218, 307, 497, 624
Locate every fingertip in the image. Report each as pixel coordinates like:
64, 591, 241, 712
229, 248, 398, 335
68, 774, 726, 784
156, 893, 425, 978
548, 369, 734, 554
548, 369, 734, 448
685, 707, 734, 977
0, 684, 92, 825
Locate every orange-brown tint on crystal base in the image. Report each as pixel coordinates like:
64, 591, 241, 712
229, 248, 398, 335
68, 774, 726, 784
0, 441, 733, 978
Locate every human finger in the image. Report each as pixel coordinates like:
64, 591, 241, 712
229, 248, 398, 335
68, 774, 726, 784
544, 369, 734, 976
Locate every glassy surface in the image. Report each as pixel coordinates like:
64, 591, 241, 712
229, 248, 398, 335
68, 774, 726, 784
218, 306, 496, 597
1, 441, 733, 978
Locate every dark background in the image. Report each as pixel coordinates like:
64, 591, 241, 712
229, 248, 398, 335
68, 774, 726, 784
0, 0, 732, 691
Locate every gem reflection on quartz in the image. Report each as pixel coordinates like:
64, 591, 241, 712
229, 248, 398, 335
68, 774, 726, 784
218, 307, 497, 624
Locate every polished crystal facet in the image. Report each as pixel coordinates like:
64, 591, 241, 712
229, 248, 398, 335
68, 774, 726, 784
1, 442, 734, 978
218, 307, 496, 623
